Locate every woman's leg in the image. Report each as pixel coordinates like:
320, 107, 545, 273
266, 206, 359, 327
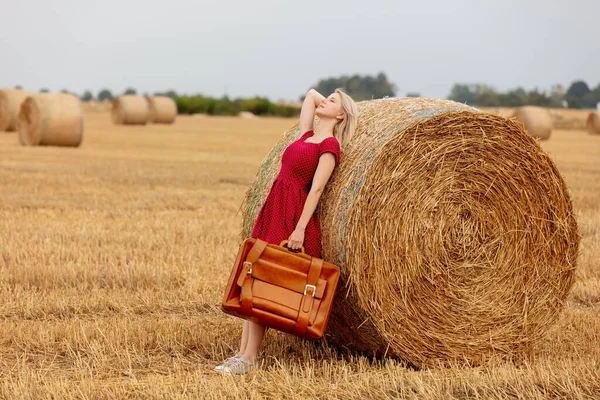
243, 319, 266, 364
238, 320, 250, 355
215, 320, 250, 371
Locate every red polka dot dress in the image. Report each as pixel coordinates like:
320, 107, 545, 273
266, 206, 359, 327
251, 130, 341, 259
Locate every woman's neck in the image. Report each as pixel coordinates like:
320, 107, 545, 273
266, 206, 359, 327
314, 119, 338, 137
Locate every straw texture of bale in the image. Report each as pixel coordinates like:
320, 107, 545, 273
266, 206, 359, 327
0, 89, 30, 132
240, 98, 579, 368
512, 106, 553, 140
586, 112, 600, 135
147, 96, 177, 124
111, 95, 149, 125
17, 93, 83, 147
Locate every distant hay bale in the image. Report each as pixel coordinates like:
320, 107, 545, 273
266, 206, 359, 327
241, 98, 579, 368
147, 96, 177, 124
111, 95, 149, 125
239, 111, 257, 119
480, 107, 515, 118
586, 112, 600, 135
512, 106, 553, 140
0, 89, 30, 132
548, 108, 589, 130
17, 93, 83, 147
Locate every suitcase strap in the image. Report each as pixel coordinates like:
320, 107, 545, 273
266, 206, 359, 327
293, 257, 323, 336
240, 239, 268, 314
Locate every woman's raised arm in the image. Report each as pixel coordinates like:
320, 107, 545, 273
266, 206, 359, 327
298, 89, 325, 135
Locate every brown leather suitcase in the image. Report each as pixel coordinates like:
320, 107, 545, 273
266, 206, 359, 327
221, 237, 340, 339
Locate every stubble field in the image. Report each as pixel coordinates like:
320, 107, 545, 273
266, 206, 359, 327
0, 111, 598, 399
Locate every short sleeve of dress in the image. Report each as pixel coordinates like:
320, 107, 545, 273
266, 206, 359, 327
319, 137, 341, 166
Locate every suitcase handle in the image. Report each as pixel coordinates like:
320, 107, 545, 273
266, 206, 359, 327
279, 240, 305, 254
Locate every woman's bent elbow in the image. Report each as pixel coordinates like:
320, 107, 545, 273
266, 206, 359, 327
310, 188, 324, 197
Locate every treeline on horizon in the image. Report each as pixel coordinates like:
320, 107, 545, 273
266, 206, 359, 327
15, 86, 301, 118
447, 80, 600, 109
13, 75, 599, 118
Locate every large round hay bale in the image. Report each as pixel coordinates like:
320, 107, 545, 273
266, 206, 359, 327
0, 89, 30, 131
512, 106, 552, 140
111, 95, 149, 125
241, 98, 579, 367
17, 93, 83, 147
586, 112, 600, 135
147, 96, 177, 124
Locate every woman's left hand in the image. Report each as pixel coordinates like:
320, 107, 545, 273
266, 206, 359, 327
287, 228, 305, 250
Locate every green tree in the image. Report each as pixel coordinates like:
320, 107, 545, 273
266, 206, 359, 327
583, 93, 598, 108
123, 88, 137, 95
81, 90, 94, 102
448, 84, 477, 105
308, 72, 396, 101
155, 90, 178, 99
175, 94, 299, 117
566, 80, 590, 98
97, 89, 113, 102
40, 88, 50, 93
566, 80, 591, 108
526, 89, 551, 106
214, 96, 242, 115
580, 83, 600, 108
498, 87, 527, 107
475, 85, 501, 106
241, 97, 272, 115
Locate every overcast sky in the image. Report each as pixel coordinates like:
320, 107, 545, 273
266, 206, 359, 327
1, 0, 598, 101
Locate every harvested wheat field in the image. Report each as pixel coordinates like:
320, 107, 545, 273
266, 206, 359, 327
0, 111, 599, 398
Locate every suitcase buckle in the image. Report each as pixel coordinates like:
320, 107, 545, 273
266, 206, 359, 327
243, 261, 253, 274
304, 284, 317, 297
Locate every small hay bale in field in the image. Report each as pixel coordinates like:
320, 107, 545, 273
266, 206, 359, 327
480, 107, 515, 119
17, 93, 83, 147
240, 98, 579, 368
512, 106, 552, 140
548, 108, 588, 130
111, 95, 149, 125
239, 111, 257, 119
586, 112, 600, 135
0, 89, 30, 132
147, 96, 177, 124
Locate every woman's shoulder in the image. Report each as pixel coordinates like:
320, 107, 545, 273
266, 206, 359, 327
319, 136, 340, 147
323, 135, 339, 142
318, 136, 341, 165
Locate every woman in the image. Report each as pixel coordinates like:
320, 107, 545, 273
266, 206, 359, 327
215, 87, 358, 375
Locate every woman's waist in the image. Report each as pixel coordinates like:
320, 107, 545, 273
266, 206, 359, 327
274, 175, 310, 192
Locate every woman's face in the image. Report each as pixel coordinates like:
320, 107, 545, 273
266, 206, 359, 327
315, 92, 344, 120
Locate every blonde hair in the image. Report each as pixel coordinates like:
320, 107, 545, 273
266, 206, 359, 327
333, 88, 358, 148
